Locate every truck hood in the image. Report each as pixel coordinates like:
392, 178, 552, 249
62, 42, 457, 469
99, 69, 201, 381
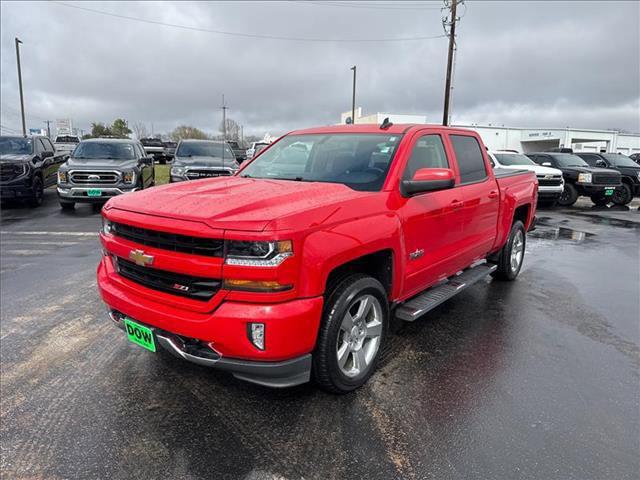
106, 176, 372, 232
173, 156, 238, 168
500, 164, 562, 176
562, 166, 616, 175
0, 154, 32, 164
63, 158, 139, 170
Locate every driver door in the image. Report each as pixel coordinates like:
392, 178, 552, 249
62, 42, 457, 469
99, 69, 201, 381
397, 131, 465, 298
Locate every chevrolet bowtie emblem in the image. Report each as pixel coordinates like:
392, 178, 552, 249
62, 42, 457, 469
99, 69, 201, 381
129, 249, 154, 267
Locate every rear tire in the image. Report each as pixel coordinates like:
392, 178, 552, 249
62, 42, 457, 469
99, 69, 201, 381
491, 220, 526, 281
557, 183, 578, 206
27, 177, 44, 208
59, 200, 75, 210
313, 274, 388, 394
612, 183, 633, 206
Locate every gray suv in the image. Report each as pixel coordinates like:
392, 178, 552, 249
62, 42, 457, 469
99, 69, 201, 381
170, 139, 239, 182
56, 138, 154, 209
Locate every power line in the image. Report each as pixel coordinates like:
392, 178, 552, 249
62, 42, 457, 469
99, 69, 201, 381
52, 1, 446, 43
297, 1, 445, 11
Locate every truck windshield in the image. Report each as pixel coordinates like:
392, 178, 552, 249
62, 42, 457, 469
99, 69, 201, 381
0, 137, 33, 155
240, 133, 401, 192
552, 154, 589, 167
72, 142, 136, 160
176, 142, 234, 158
494, 153, 536, 166
602, 154, 638, 168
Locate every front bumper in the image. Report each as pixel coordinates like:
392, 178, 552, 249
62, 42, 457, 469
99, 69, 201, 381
57, 186, 139, 203
97, 257, 324, 387
537, 185, 563, 200
1, 181, 35, 199
577, 184, 620, 195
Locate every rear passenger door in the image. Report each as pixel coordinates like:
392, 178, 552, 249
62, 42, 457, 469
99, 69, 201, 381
448, 134, 499, 264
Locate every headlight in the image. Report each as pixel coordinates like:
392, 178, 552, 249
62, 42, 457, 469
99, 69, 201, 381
225, 240, 293, 267
636, 172, 640, 181
102, 217, 113, 235
122, 170, 135, 184
171, 166, 186, 177
578, 173, 592, 183
58, 170, 68, 183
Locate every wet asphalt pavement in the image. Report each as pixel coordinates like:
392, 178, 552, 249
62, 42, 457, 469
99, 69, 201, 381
1, 189, 639, 480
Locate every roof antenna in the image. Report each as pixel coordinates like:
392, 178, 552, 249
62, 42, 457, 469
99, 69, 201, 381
380, 117, 393, 130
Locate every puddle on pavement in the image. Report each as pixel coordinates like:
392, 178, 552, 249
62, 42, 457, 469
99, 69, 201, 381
530, 220, 595, 244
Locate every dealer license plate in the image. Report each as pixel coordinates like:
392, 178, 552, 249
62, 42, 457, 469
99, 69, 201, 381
604, 188, 615, 196
87, 189, 102, 197
123, 318, 156, 352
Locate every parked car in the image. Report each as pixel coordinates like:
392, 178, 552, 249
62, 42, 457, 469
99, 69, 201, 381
527, 152, 621, 206
488, 151, 564, 205
163, 141, 177, 161
97, 124, 537, 393
140, 138, 167, 164
57, 138, 154, 210
575, 152, 640, 205
0, 135, 66, 207
170, 139, 239, 182
53, 134, 80, 156
246, 141, 271, 160
629, 153, 640, 164
227, 140, 247, 163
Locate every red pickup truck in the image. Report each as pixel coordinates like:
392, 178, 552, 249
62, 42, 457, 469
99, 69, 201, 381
98, 123, 537, 393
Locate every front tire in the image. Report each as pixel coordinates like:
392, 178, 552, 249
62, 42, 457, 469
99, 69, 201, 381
27, 177, 44, 208
612, 183, 633, 206
313, 274, 388, 394
590, 194, 609, 206
491, 220, 526, 281
557, 183, 578, 206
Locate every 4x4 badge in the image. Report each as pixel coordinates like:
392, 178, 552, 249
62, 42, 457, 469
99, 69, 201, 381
129, 249, 154, 267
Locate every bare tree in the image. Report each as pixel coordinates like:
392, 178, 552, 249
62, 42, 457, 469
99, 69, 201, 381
170, 125, 209, 141
219, 118, 240, 141
133, 122, 148, 139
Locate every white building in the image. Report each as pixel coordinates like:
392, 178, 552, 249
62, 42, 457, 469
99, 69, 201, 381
457, 125, 640, 155
340, 108, 426, 126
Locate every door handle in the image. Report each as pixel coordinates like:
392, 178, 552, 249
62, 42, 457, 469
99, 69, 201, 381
450, 200, 464, 210
488, 191, 499, 199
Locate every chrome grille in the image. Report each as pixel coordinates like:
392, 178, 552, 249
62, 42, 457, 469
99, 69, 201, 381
536, 175, 563, 187
70, 170, 120, 184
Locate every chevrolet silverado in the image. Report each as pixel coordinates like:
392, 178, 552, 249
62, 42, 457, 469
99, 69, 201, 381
98, 124, 537, 393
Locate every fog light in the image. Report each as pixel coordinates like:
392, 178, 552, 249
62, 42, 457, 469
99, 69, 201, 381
248, 323, 265, 350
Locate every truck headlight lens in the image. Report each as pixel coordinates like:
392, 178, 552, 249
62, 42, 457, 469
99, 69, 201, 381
171, 166, 186, 177
57, 170, 68, 183
102, 217, 113, 235
578, 173, 592, 183
122, 171, 135, 184
637, 172, 640, 181
225, 240, 293, 267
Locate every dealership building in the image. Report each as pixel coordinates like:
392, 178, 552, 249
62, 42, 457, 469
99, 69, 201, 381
340, 109, 640, 156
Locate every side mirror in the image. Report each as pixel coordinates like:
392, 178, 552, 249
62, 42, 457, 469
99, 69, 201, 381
402, 168, 455, 196
595, 160, 607, 168
41, 151, 54, 159
541, 162, 552, 166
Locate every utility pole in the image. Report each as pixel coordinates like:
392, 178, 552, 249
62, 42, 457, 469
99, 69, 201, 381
442, 0, 458, 126
15, 37, 26, 136
221, 94, 228, 141
350, 66, 357, 124
43, 120, 51, 138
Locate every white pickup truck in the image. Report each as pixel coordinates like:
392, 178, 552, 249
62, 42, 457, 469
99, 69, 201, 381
54, 134, 80, 157
488, 151, 564, 205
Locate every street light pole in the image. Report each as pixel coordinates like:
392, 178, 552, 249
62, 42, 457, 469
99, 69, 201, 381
442, 0, 458, 126
350, 65, 357, 124
15, 37, 26, 136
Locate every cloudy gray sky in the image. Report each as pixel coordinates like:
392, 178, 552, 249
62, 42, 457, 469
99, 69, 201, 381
1, 1, 639, 138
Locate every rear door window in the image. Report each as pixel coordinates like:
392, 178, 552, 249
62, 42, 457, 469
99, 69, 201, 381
450, 135, 487, 183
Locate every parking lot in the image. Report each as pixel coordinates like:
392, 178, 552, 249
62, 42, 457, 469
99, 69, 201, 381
0, 189, 637, 479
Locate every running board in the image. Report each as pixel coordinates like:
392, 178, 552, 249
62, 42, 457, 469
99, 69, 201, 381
395, 263, 497, 322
